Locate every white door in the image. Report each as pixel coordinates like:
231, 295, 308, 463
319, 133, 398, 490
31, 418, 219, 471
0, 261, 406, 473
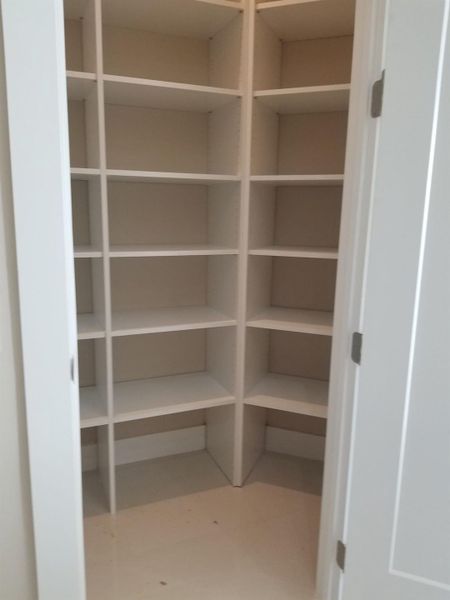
1, 1, 85, 598
343, 1, 450, 599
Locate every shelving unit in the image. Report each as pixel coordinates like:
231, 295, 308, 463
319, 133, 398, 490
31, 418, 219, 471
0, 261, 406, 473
113, 328, 235, 422
64, 0, 355, 525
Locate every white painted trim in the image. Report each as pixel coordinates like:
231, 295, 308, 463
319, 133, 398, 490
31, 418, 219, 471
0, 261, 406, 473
1, 1, 86, 598
265, 427, 325, 462
82, 426, 206, 471
316, 1, 389, 599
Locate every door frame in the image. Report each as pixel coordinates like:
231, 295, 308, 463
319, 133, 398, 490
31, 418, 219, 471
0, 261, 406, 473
1, 0, 392, 597
317, 1, 389, 598
1, 0, 85, 598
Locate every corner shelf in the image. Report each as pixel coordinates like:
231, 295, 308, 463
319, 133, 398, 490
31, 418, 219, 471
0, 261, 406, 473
74, 246, 103, 258
77, 314, 105, 340
71, 167, 101, 181
109, 244, 238, 258
102, 0, 243, 40
247, 307, 333, 336
249, 246, 338, 260
254, 84, 350, 114
250, 174, 344, 186
111, 306, 236, 337
257, 0, 356, 41
67, 71, 96, 100
114, 372, 235, 423
80, 387, 108, 428
106, 170, 240, 185
245, 373, 328, 419
103, 75, 241, 112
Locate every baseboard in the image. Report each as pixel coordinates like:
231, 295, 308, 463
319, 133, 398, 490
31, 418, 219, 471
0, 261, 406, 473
82, 425, 206, 472
265, 426, 325, 461
82, 424, 324, 472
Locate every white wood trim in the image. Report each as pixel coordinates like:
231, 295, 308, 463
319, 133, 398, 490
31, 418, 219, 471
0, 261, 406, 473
317, 1, 389, 599
265, 427, 326, 462
1, 0, 86, 596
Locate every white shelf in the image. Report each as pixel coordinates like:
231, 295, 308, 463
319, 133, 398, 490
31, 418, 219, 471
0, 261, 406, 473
250, 174, 344, 186
254, 84, 350, 114
112, 306, 236, 337
80, 387, 108, 428
66, 71, 96, 100
103, 75, 241, 112
248, 307, 333, 336
102, 0, 243, 40
70, 167, 101, 181
109, 244, 238, 258
74, 246, 103, 258
245, 373, 328, 418
250, 246, 338, 259
114, 372, 235, 423
106, 170, 240, 185
257, 0, 356, 42
77, 314, 105, 340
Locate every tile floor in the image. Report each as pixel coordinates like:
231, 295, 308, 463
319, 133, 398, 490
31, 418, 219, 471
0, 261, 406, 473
83, 451, 323, 600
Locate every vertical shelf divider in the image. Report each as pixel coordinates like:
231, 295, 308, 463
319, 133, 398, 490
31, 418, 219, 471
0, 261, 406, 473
233, 0, 262, 486
93, 0, 116, 513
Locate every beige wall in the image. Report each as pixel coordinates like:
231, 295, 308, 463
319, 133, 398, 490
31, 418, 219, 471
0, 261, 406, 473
0, 14, 37, 600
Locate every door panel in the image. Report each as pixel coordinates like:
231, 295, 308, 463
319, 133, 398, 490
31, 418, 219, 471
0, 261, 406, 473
343, 0, 450, 598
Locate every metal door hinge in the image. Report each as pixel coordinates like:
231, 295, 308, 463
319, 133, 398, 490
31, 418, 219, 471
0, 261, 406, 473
336, 540, 346, 571
371, 70, 385, 118
351, 332, 363, 365
70, 357, 75, 382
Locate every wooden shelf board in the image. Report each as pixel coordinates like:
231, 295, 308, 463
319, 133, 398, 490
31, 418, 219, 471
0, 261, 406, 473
254, 84, 350, 114
80, 387, 108, 428
114, 372, 235, 423
74, 246, 103, 258
102, 0, 243, 40
250, 174, 344, 186
66, 71, 96, 101
106, 170, 240, 185
70, 167, 101, 181
250, 246, 338, 259
112, 306, 236, 336
248, 307, 333, 336
257, 0, 356, 41
77, 314, 105, 340
103, 75, 241, 112
245, 373, 328, 418
109, 244, 238, 257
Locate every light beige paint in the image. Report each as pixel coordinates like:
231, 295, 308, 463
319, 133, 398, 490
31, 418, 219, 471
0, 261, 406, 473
0, 16, 36, 600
